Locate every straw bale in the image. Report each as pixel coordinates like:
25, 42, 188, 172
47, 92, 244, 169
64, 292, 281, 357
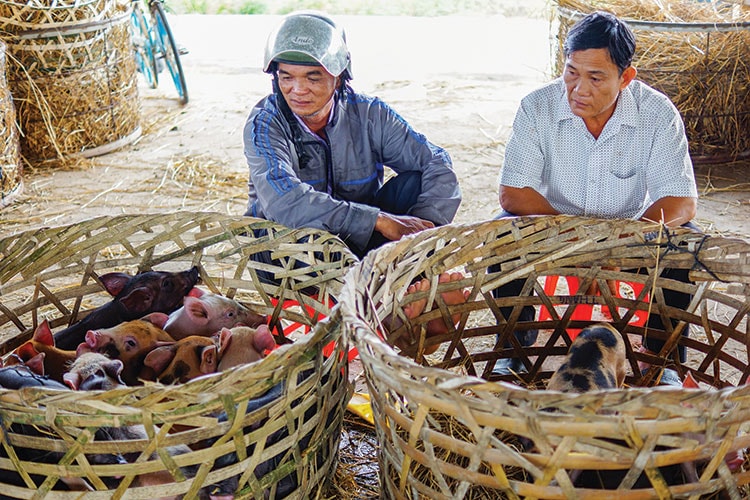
341, 215, 750, 499
552, 0, 750, 161
0, 39, 22, 209
0, 212, 357, 498
0, 0, 140, 163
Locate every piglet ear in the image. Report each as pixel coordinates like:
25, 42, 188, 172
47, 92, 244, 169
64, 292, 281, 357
201, 345, 218, 374
218, 327, 233, 356
184, 297, 210, 326
143, 345, 177, 377
25, 352, 46, 376
119, 287, 154, 315
16, 342, 39, 362
98, 272, 133, 297
33, 320, 54, 346
141, 312, 170, 330
63, 371, 81, 390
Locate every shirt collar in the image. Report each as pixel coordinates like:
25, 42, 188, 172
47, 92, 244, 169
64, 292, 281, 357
293, 92, 337, 136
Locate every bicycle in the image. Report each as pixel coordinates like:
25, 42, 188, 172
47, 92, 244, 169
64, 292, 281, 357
130, 0, 188, 105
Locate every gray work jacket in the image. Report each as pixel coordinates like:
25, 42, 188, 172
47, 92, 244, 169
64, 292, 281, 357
243, 86, 461, 251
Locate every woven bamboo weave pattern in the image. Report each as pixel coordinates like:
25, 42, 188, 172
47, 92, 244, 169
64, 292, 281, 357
341, 215, 750, 499
0, 212, 356, 498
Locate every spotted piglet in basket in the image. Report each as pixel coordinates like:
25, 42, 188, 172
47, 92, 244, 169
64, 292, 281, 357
64, 353, 198, 496
143, 336, 219, 384
547, 323, 627, 393
75, 314, 175, 385
3, 320, 77, 384
545, 323, 627, 487
163, 290, 267, 340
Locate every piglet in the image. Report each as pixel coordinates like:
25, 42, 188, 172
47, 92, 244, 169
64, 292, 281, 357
63, 352, 125, 391
546, 323, 626, 487
216, 325, 275, 371
0, 364, 121, 492
163, 290, 267, 340
54, 267, 200, 351
547, 323, 626, 393
3, 320, 77, 383
76, 313, 175, 386
143, 336, 218, 384
64, 353, 198, 497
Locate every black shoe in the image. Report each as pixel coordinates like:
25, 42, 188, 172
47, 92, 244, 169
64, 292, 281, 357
492, 357, 527, 376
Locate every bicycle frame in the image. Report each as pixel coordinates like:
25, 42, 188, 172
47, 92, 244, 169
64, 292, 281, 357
130, 0, 188, 104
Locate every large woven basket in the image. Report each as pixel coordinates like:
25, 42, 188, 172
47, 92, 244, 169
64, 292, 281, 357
0, 212, 356, 498
341, 215, 750, 499
0, 0, 140, 162
0, 39, 21, 208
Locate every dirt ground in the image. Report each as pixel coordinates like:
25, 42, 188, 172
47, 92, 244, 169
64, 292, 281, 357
1, 13, 749, 240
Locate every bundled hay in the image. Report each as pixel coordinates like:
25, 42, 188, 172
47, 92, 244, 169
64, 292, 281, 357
0, 39, 21, 208
0, 212, 356, 498
553, 0, 750, 161
341, 215, 750, 499
0, 0, 140, 163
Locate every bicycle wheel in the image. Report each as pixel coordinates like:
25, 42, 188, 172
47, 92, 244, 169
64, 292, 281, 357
130, 3, 158, 89
151, 1, 188, 105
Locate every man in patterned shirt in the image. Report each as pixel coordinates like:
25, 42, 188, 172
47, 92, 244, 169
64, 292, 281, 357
492, 11, 699, 383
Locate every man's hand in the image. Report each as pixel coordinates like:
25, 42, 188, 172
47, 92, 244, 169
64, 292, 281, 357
375, 212, 435, 242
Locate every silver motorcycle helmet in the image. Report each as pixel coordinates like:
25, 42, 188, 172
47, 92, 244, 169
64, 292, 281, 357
263, 11, 353, 80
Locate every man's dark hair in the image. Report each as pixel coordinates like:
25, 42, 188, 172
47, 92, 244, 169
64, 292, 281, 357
563, 11, 636, 75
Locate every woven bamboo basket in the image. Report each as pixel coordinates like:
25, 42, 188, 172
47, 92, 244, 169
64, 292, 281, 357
0, 0, 140, 163
0, 39, 22, 208
0, 212, 356, 498
552, 0, 750, 162
341, 215, 750, 499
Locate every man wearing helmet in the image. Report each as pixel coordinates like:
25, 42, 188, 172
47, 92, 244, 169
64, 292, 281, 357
243, 11, 461, 258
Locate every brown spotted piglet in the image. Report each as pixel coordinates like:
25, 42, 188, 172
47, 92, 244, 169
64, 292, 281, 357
547, 322, 627, 393
3, 320, 77, 383
75, 313, 175, 385
143, 336, 219, 384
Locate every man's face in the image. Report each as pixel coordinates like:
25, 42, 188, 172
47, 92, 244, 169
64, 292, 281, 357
276, 62, 338, 119
563, 48, 634, 126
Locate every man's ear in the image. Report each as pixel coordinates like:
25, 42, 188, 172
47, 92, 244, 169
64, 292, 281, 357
620, 66, 637, 90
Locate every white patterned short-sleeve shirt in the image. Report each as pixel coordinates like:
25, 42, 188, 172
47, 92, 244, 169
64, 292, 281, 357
500, 78, 698, 220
